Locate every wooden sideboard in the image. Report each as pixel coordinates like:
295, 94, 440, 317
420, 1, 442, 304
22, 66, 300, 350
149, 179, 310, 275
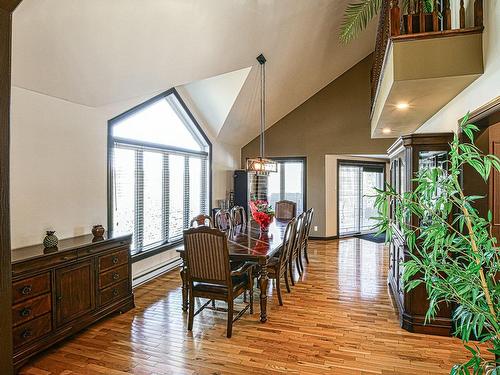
11, 233, 134, 372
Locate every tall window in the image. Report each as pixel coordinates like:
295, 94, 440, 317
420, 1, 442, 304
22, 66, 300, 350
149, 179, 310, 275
108, 89, 210, 255
266, 158, 306, 214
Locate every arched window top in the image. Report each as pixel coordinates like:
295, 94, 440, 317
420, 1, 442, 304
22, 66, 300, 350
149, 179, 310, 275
111, 90, 209, 153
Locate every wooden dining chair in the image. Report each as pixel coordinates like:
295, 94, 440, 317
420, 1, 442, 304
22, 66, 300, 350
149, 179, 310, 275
288, 212, 306, 286
266, 218, 297, 305
230, 206, 247, 230
275, 200, 297, 220
214, 209, 233, 231
190, 214, 214, 228
302, 208, 314, 264
183, 227, 254, 338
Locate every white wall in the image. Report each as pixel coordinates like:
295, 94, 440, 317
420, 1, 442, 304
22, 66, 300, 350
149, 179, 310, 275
325, 155, 389, 238
10, 86, 240, 276
417, 1, 500, 134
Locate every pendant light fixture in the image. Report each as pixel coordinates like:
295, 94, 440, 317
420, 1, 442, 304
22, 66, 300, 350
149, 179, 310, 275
246, 54, 277, 175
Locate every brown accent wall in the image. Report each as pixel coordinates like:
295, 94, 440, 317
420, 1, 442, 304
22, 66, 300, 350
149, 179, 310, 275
241, 55, 395, 237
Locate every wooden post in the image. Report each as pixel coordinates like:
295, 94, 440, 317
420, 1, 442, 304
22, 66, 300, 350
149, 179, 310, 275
459, 0, 466, 29
407, 0, 413, 34
390, 0, 401, 37
474, 0, 483, 27
432, 0, 438, 31
444, 0, 451, 30
418, 0, 425, 33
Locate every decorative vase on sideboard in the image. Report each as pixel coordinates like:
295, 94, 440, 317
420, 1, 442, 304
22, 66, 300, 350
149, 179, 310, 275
43, 231, 58, 248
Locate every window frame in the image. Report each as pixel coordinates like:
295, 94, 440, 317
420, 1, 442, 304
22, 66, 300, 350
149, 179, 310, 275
107, 88, 212, 262
263, 156, 307, 214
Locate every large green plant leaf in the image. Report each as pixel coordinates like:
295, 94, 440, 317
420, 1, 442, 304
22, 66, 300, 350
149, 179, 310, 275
339, 0, 382, 44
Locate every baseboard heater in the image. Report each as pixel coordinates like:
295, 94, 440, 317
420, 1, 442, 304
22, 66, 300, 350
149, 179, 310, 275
132, 258, 182, 288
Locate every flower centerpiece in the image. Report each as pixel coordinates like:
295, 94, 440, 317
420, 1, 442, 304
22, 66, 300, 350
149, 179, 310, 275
249, 200, 274, 232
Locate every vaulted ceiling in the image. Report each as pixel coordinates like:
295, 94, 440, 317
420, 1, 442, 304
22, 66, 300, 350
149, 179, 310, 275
12, 0, 377, 147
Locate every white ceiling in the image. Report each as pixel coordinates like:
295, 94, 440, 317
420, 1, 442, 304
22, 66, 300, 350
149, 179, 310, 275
12, 0, 377, 147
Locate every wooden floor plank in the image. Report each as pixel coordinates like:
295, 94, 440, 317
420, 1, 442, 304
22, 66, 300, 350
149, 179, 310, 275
20, 238, 480, 374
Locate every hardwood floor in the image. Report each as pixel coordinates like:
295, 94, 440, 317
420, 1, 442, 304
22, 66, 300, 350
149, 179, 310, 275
20, 238, 476, 374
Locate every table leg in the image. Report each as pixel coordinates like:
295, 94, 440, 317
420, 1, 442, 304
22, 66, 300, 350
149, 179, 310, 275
180, 261, 188, 312
259, 262, 269, 323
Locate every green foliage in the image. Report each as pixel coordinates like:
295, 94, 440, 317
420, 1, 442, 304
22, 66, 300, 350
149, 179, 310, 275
339, 0, 435, 44
374, 115, 500, 373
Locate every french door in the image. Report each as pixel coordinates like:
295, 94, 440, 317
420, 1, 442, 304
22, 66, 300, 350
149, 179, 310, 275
266, 158, 306, 214
338, 162, 385, 236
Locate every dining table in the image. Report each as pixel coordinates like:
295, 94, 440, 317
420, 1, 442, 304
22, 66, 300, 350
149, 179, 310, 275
177, 219, 289, 323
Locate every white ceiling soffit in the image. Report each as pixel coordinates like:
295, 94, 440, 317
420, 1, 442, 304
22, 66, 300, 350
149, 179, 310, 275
12, 0, 377, 147
178, 67, 251, 139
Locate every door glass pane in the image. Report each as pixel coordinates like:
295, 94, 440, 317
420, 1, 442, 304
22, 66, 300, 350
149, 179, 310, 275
339, 165, 360, 235
143, 151, 163, 247
189, 157, 202, 220
361, 170, 384, 232
169, 154, 185, 239
283, 162, 304, 214
267, 163, 281, 209
112, 148, 136, 245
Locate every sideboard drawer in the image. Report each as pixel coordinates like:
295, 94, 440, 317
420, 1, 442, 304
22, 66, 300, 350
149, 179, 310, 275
99, 280, 129, 307
99, 264, 129, 290
12, 272, 51, 304
99, 249, 129, 272
13, 313, 52, 349
12, 293, 51, 327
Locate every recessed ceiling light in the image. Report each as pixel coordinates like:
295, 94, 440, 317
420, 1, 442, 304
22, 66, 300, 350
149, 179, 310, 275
396, 102, 409, 110
382, 128, 391, 134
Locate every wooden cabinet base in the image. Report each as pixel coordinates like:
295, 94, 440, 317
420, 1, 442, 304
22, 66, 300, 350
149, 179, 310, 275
11, 234, 134, 374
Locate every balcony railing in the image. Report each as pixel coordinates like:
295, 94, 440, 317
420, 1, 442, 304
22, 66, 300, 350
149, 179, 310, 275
371, 0, 484, 108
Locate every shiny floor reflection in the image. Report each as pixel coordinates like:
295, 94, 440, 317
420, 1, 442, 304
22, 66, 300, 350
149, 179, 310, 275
21, 238, 474, 374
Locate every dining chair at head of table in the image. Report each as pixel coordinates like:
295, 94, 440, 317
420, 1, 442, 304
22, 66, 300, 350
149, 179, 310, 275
265, 217, 297, 306
275, 200, 297, 220
183, 226, 255, 338
302, 208, 314, 264
288, 212, 306, 286
215, 209, 233, 231
190, 214, 214, 228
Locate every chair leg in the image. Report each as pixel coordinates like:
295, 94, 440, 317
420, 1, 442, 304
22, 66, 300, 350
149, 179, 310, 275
227, 300, 234, 338
297, 253, 303, 277
249, 276, 254, 314
304, 243, 310, 264
289, 259, 295, 286
188, 293, 195, 331
243, 290, 247, 303
276, 277, 283, 306
212, 299, 216, 308
284, 269, 291, 293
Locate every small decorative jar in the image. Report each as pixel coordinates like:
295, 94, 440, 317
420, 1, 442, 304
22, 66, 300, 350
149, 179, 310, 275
43, 231, 58, 248
92, 225, 105, 238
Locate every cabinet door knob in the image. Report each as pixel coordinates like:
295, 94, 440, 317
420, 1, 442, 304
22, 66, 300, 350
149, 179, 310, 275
112, 289, 119, 297
112, 256, 119, 264
21, 329, 32, 339
20, 308, 32, 318
20, 285, 32, 295
57, 295, 63, 302
112, 273, 120, 281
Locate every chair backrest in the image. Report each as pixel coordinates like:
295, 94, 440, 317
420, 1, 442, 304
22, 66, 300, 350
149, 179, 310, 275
190, 214, 214, 228
214, 209, 233, 231
183, 227, 231, 286
275, 200, 297, 220
278, 218, 297, 273
294, 212, 307, 253
305, 208, 314, 238
230, 206, 247, 228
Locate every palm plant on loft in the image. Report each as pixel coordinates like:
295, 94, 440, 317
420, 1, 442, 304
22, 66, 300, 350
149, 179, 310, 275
339, 0, 435, 43
373, 116, 500, 374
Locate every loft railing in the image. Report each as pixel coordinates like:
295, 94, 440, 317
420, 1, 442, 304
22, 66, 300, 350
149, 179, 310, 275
371, 0, 484, 108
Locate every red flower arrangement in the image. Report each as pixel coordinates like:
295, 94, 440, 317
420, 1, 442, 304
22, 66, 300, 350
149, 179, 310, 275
249, 200, 274, 231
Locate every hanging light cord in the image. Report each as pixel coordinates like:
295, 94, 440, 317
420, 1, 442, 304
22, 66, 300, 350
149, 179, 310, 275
260, 60, 266, 160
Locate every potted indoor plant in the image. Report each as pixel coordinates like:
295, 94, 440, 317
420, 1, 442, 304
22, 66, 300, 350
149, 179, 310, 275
374, 115, 500, 373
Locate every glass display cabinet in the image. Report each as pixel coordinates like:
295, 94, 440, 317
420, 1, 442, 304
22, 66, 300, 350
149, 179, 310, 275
387, 133, 453, 336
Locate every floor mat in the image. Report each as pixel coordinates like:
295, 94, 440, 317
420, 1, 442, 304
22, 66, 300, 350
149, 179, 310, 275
356, 232, 386, 244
